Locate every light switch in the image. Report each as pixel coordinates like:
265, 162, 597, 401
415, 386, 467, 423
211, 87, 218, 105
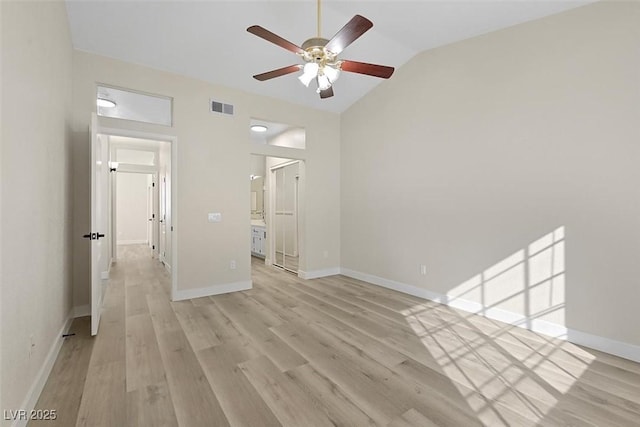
208, 212, 221, 223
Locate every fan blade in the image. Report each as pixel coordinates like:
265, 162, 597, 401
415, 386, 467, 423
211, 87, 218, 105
319, 86, 334, 99
340, 60, 394, 79
253, 65, 303, 81
247, 25, 304, 54
324, 15, 373, 55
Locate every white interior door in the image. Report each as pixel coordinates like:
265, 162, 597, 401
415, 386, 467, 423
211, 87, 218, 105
90, 113, 109, 336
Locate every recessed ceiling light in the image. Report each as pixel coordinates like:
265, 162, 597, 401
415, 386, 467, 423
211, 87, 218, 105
251, 125, 268, 133
97, 97, 116, 108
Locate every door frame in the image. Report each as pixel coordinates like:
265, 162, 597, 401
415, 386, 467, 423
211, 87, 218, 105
159, 173, 168, 265
99, 125, 179, 301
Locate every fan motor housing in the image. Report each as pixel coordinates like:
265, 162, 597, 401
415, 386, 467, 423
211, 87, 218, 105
301, 37, 334, 63
301, 37, 328, 50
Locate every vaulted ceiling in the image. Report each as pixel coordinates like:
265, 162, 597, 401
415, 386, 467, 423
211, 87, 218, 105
65, 1, 593, 113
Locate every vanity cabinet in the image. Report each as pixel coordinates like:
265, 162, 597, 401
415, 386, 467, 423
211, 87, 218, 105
251, 225, 266, 258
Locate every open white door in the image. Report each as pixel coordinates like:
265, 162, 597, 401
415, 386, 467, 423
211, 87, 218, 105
88, 113, 109, 336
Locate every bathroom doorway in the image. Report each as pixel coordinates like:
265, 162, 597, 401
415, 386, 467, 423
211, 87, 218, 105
249, 118, 306, 275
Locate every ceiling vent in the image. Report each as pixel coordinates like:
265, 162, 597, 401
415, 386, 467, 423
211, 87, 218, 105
211, 99, 234, 116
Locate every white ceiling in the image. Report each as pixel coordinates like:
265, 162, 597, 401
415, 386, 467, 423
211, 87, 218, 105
66, 0, 593, 113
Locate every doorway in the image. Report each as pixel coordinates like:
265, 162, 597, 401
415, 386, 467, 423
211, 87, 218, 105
115, 172, 155, 254
249, 154, 305, 275
270, 159, 302, 274
100, 128, 176, 297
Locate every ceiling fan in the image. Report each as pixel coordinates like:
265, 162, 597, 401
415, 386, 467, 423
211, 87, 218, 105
247, 0, 394, 99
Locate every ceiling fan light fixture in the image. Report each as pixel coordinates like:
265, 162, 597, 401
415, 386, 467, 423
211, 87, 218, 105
247, 0, 393, 100
298, 62, 319, 87
97, 97, 116, 108
251, 125, 268, 133
317, 73, 331, 91
323, 64, 340, 83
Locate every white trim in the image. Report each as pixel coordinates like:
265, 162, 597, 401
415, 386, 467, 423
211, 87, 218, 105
73, 304, 91, 318
11, 310, 74, 427
270, 159, 300, 171
298, 267, 341, 280
565, 329, 640, 362
171, 131, 178, 302
117, 239, 147, 245
341, 268, 442, 302
163, 262, 172, 273
99, 126, 175, 143
172, 280, 252, 302
115, 163, 157, 174
340, 268, 640, 363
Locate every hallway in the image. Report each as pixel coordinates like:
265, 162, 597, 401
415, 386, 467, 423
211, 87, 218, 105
30, 246, 640, 426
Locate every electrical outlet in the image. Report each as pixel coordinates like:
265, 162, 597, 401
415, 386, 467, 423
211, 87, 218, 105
420, 265, 427, 276
230, 260, 236, 270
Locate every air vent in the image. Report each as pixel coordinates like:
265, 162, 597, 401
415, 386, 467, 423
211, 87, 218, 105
210, 99, 234, 116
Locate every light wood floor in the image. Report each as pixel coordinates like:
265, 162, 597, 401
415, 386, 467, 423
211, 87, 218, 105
30, 245, 640, 426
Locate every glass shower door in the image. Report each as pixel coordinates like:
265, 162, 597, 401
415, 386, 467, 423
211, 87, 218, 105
273, 162, 299, 273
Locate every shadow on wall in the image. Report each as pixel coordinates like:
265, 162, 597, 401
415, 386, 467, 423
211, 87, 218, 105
445, 227, 566, 337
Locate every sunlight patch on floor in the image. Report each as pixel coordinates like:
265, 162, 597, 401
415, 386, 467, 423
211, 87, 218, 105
400, 227, 596, 423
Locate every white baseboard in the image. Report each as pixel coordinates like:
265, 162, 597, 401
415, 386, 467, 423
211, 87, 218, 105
73, 304, 90, 318
340, 268, 640, 363
341, 268, 442, 302
172, 280, 252, 302
117, 239, 147, 245
11, 310, 74, 427
299, 267, 341, 280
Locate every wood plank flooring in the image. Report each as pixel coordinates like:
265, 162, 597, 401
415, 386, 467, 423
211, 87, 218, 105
30, 246, 640, 426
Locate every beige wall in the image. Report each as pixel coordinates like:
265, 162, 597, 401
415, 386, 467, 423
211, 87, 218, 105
1, 0, 73, 421
72, 51, 341, 304
341, 2, 640, 347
